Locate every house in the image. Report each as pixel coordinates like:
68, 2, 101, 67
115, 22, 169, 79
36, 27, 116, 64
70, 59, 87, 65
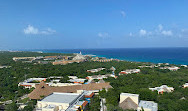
159, 66, 180, 71
119, 93, 139, 110
68, 78, 86, 84
119, 69, 140, 75
183, 83, 188, 88
0, 66, 11, 68
13, 57, 36, 61
18, 78, 46, 89
36, 92, 88, 111
28, 81, 112, 100
86, 75, 108, 80
181, 65, 187, 67
87, 68, 105, 73
119, 93, 158, 111
137, 100, 158, 111
149, 85, 174, 94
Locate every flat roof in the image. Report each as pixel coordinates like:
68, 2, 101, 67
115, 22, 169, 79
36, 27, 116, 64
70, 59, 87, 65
41, 92, 80, 104
139, 100, 158, 111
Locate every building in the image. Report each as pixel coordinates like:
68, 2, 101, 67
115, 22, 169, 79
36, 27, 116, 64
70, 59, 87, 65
119, 69, 140, 75
36, 92, 88, 111
18, 78, 46, 89
68, 78, 86, 84
183, 83, 188, 88
0, 66, 11, 68
149, 85, 174, 94
181, 65, 188, 67
52, 60, 84, 65
13, 57, 36, 61
159, 66, 180, 71
119, 93, 158, 111
72, 52, 86, 61
137, 100, 158, 111
87, 68, 105, 73
28, 81, 112, 100
119, 93, 139, 110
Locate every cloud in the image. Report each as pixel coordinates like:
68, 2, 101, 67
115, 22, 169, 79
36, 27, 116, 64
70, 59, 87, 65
120, 11, 126, 17
161, 30, 173, 36
98, 32, 109, 38
139, 29, 147, 36
24, 25, 39, 34
23, 25, 56, 35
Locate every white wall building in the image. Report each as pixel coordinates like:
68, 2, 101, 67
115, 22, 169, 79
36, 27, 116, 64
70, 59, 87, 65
36, 92, 88, 111
137, 100, 158, 111
149, 85, 174, 94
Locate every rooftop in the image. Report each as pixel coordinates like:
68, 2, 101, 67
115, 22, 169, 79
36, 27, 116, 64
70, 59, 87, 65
139, 100, 158, 111
41, 92, 80, 104
120, 93, 139, 97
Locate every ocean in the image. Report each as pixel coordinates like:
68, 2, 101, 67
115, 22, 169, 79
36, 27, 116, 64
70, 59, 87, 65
28, 48, 188, 65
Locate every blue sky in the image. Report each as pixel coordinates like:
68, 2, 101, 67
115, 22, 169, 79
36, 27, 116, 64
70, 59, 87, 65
1, 0, 188, 50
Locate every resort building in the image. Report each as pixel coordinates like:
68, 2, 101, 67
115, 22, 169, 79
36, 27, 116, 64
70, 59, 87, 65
18, 78, 46, 89
0, 66, 11, 68
183, 83, 188, 88
87, 68, 105, 73
149, 85, 174, 94
181, 65, 188, 67
119, 69, 140, 75
13, 57, 36, 61
137, 100, 158, 111
36, 92, 89, 111
68, 78, 86, 84
119, 93, 158, 111
159, 66, 180, 71
28, 81, 112, 100
52, 59, 84, 65
72, 52, 86, 61
119, 93, 139, 110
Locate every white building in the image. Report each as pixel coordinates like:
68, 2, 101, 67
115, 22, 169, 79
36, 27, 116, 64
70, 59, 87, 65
72, 52, 86, 60
36, 92, 88, 111
87, 68, 105, 73
119, 69, 140, 75
183, 83, 188, 88
149, 85, 174, 94
137, 100, 158, 111
18, 78, 46, 89
119, 93, 158, 111
159, 66, 180, 71
181, 65, 187, 67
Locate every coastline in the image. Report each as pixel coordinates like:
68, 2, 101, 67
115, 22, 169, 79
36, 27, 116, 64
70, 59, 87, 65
18, 48, 188, 65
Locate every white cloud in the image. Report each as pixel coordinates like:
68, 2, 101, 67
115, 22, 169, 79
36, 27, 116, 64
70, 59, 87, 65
139, 29, 147, 36
23, 25, 56, 35
98, 32, 109, 38
161, 30, 173, 36
24, 25, 39, 34
120, 11, 126, 17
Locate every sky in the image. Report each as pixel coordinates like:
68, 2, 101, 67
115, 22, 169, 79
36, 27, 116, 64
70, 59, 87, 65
0, 0, 188, 50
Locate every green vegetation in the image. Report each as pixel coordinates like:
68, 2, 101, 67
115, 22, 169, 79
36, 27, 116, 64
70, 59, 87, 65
0, 51, 188, 111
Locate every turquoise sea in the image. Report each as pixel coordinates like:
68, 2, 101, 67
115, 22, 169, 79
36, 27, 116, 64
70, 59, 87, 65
27, 48, 188, 65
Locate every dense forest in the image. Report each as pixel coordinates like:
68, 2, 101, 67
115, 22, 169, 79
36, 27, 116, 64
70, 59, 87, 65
0, 51, 188, 111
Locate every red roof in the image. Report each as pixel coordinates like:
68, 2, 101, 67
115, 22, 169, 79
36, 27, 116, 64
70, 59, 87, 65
82, 101, 88, 107
85, 92, 94, 98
